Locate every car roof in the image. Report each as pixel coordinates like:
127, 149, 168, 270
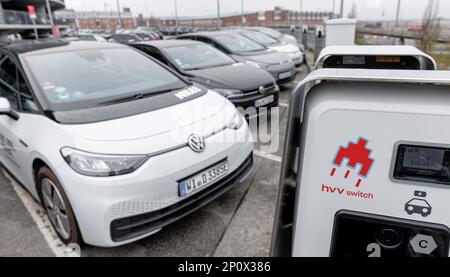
2, 39, 127, 56
133, 39, 201, 48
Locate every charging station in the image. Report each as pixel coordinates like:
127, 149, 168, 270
325, 18, 357, 46
271, 69, 450, 257
315, 45, 437, 70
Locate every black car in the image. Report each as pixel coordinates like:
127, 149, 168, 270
177, 31, 296, 86
133, 32, 154, 41
132, 40, 279, 110
108, 34, 143, 45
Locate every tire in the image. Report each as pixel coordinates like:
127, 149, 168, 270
37, 166, 81, 245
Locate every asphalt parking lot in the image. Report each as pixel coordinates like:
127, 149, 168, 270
0, 65, 309, 257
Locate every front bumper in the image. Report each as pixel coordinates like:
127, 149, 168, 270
229, 92, 279, 110
56, 126, 253, 247
266, 64, 297, 85
111, 154, 253, 242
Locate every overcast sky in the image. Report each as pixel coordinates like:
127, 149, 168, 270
66, 0, 450, 20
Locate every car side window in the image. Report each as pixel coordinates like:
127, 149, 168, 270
195, 37, 227, 53
0, 55, 19, 110
17, 70, 39, 113
178, 36, 195, 41
195, 37, 211, 44
212, 42, 228, 53
141, 47, 168, 65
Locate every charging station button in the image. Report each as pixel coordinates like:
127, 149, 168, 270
410, 234, 438, 255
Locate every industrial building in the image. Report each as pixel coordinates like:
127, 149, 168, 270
0, 0, 66, 38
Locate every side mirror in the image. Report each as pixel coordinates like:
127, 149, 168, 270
0, 97, 19, 120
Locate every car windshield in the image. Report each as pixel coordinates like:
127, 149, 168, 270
256, 28, 283, 39
214, 33, 266, 53
23, 47, 187, 110
164, 44, 235, 70
240, 31, 280, 46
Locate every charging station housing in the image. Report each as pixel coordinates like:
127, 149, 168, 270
271, 69, 450, 257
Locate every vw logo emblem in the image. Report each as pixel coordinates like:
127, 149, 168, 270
259, 86, 266, 94
188, 134, 205, 153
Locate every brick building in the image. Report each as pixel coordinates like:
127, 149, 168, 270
55, 9, 135, 30
159, 7, 334, 28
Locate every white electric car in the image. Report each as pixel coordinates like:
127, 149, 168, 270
0, 40, 253, 247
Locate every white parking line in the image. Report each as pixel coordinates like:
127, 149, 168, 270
254, 150, 282, 163
2, 169, 80, 257
279, 103, 289, 107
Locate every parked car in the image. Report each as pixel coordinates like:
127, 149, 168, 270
247, 27, 306, 63
177, 31, 297, 85
108, 34, 143, 44
132, 40, 279, 110
232, 29, 304, 67
247, 26, 297, 46
133, 32, 154, 41
136, 27, 164, 40
77, 34, 107, 42
0, 39, 253, 247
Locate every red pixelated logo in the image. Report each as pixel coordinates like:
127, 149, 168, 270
330, 137, 375, 188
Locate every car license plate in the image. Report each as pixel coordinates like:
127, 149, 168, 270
179, 160, 229, 197
255, 95, 275, 107
279, 71, 292, 80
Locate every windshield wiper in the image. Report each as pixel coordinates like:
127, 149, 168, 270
97, 87, 184, 106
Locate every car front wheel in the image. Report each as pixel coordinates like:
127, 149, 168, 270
37, 167, 80, 245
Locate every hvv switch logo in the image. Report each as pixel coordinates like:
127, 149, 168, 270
330, 137, 375, 188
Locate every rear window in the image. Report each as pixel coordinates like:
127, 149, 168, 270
23, 47, 188, 111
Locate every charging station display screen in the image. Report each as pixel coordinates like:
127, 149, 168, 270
394, 145, 450, 185
323, 56, 420, 70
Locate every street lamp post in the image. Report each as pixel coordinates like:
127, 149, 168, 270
241, 0, 245, 25
174, 0, 178, 35
395, 0, 401, 27
116, 0, 122, 28
217, 0, 221, 29
104, 3, 110, 30
299, 0, 302, 24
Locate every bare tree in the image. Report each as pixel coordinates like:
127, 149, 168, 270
418, 0, 440, 53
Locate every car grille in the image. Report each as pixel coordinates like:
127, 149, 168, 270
110, 154, 254, 242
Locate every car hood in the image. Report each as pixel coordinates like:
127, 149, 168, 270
234, 50, 291, 65
269, 43, 300, 53
187, 63, 275, 91
282, 34, 298, 45
59, 91, 231, 143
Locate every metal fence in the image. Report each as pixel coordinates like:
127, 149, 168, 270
0, 10, 51, 26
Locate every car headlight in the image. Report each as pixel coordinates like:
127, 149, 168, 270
226, 112, 244, 130
287, 51, 302, 59
246, 61, 268, 69
60, 147, 148, 177
213, 89, 244, 99
298, 44, 306, 52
